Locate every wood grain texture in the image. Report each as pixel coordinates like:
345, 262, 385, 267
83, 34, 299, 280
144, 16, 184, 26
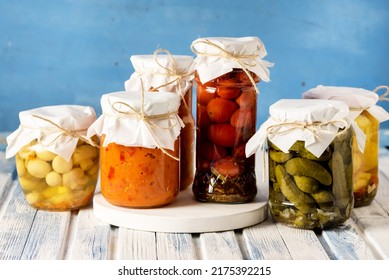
319, 219, 376, 260
156, 232, 197, 260
0, 184, 37, 260
198, 231, 243, 260
241, 218, 293, 260
21, 211, 71, 260
275, 222, 330, 260
115, 228, 157, 260
65, 207, 111, 260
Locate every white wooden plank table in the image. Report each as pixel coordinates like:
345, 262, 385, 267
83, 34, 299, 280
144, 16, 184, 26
1, 132, 389, 260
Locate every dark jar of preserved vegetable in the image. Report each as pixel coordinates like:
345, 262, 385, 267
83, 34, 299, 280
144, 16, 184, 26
190, 37, 273, 203
193, 69, 259, 203
246, 99, 355, 229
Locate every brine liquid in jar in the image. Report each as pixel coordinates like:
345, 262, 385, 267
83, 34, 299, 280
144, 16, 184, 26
352, 110, 380, 207
100, 135, 180, 208
193, 69, 259, 203
15, 139, 99, 211
268, 128, 354, 230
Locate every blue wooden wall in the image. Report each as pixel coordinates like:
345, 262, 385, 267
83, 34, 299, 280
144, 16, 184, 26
1, 0, 388, 132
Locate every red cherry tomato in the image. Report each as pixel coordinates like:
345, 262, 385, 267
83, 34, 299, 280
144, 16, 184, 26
230, 108, 255, 128
199, 141, 228, 161
212, 156, 243, 177
207, 123, 239, 147
206, 98, 238, 123
197, 105, 212, 131
217, 87, 241, 99
236, 88, 256, 108
197, 86, 215, 106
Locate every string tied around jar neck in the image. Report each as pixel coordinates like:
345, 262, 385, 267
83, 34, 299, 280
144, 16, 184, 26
150, 48, 195, 125
26, 114, 99, 148
190, 39, 262, 94
110, 83, 180, 161
375, 85, 389, 102
257, 118, 350, 182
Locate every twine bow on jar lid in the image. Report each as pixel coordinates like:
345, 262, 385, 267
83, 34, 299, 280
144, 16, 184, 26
87, 89, 184, 160
190, 37, 274, 93
5, 105, 97, 162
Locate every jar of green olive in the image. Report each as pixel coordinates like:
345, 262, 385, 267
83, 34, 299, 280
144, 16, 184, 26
6, 105, 99, 211
246, 99, 357, 229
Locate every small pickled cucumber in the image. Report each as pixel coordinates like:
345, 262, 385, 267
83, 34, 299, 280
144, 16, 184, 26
290, 141, 331, 161
269, 150, 294, 163
294, 176, 319, 193
52, 156, 73, 174
311, 190, 334, 211
331, 151, 351, 210
27, 159, 52, 179
285, 158, 332, 186
275, 165, 317, 214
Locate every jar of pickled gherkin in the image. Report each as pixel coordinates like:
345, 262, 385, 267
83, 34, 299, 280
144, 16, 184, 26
124, 51, 195, 191
246, 99, 364, 229
5, 105, 99, 211
302, 86, 389, 207
87, 91, 184, 208
190, 36, 273, 203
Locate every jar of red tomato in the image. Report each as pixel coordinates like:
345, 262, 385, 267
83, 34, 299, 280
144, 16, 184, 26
190, 37, 273, 203
87, 91, 184, 208
124, 51, 195, 191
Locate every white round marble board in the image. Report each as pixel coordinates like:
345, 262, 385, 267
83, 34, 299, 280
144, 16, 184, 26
93, 187, 268, 233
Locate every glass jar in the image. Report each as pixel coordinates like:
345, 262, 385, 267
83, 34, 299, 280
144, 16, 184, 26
99, 135, 179, 208
6, 105, 99, 211
124, 53, 195, 191
246, 99, 354, 229
302, 85, 389, 207
87, 91, 183, 208
193, 69, 259, 203
352, 111, 380, 206
190, 36, 273, 203
268, 129, 353, 229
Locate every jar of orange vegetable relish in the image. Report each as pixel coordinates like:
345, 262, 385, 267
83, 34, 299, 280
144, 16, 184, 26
303, 86, 389, 207
87, 91, 184, 208
5, 105, 99, 211
124, 52, 195, 191
190, 37, 273, 203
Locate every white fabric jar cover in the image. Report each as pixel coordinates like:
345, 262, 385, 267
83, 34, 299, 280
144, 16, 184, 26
190, 36, 274, 87
245, 99, 365, 158
87, 91, 184, 152
124, 53, 194, 96
6, 105, 97, 162
302, 85, 389, 124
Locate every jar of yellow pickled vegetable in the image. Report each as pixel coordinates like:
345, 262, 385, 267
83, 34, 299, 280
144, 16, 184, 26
5, 105, 99, 211
190, 36, 274, 203
303, 86, 389, 207
87, 91, 183, 208
124, 51, 195, 191
246, 99, 362, 229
